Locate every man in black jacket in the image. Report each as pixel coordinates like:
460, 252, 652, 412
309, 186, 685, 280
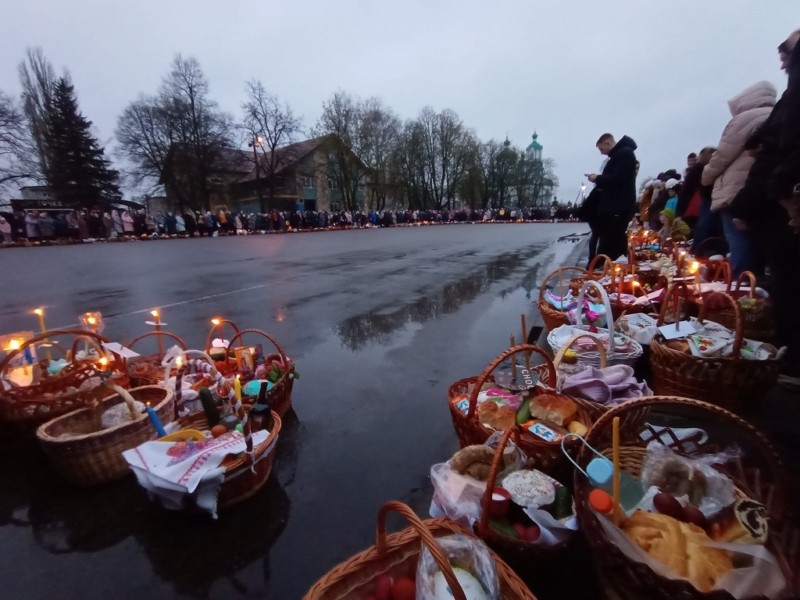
587, 133, 638, 261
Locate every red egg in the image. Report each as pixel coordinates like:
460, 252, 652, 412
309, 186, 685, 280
524, 523, 541, 542
391, 576, 416, 600
683, 505, 709, 531
374, 573, 393, 600
653, 492, 685, 520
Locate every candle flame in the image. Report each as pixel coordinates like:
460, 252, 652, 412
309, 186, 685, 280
211, 318, 221, 326
87, 316, 96, 325
99, 357, 108, 366
632, 280, 640, 287
8, 339, 21, 350
689, 261, 700, 274
150, 310, 159, 318
175, 355, 182, 368
33, 308, 43, 316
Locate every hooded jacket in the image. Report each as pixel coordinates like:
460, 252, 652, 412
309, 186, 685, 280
593, 135, 638, 217
701, 81, 777, 211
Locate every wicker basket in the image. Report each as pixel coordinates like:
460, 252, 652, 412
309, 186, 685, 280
36, 385, 174, 486
649, 285, 781, 413
177, 409, 281, 510
126, 331, 188, 387
573, 395, 798, 600
537, 266, 591, 332
303, 501, 537, 600
209, 328, 296, 418
547, 281, 644, 368
475, 428, 578, 564
447, 344, 594, 477
704, 271, 774, 343
0, 329, 128, 426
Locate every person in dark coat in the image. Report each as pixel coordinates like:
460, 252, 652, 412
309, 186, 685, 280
728, 29, 800, 387
587, 134, 638, 260
183, 211, 197, 237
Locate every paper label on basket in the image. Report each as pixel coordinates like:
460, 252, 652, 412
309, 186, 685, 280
453, 397, 470, 415
525, 421, 564, 443
658, 320, 697, 340
102, 342, 140, 359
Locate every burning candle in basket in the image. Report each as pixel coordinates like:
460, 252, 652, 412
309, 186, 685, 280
98, 356, 108, 372
33, 307, 52, 361
689, 260, 701, 292
3, 337, 33, 385
146, 309, 165, 356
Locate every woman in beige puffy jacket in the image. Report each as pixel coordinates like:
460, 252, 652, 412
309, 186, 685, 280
702, 80, 777, 277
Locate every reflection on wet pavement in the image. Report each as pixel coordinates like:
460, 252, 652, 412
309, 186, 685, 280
336, 245, 547, 350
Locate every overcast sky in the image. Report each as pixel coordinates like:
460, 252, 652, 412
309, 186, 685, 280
1, 1, 796, 203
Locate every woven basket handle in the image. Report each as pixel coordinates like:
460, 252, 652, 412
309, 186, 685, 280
466, 344, 557, 418
656, 281, 691, 327
376, 502, 467, 600
0, 329, 111, 376
553, 333, 608, 369
128, 331, 188, 353
707, 260, 732, 285
732, 271, 757, 299
698, 291, 743, 357
538, 266, 590, 305
584, 395, 786, 509
476, 428, 522, 538
226, 328, 288, 364
204, 319, 242, 354
162, 349, 218, 384
575, 280, 616, 355
587, 254, 613, 273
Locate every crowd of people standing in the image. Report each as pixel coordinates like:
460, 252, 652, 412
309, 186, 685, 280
0, 205, 580, 245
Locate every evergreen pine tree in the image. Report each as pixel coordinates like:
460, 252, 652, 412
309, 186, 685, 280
46, 77, 120, 209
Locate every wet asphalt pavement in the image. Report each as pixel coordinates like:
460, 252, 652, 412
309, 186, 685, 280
0, 223, 592, 600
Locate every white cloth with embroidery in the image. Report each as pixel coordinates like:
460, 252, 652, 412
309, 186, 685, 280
123, 429, 270, 518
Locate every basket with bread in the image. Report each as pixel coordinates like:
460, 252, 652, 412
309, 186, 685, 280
573, 395, 798, 600
649, 285, 781, 414
448, 344, 595, 478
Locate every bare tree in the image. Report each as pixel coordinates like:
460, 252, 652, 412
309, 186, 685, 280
357, 98, 400, 211
241, 80, 302, 211
116, 54, 233, 210
18, 47, 56, 182
416, 107, 477, 209
0, 90, 38, 191
314, 91, 368, 211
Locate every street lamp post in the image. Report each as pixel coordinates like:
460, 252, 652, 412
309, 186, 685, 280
248, 135, 265, 212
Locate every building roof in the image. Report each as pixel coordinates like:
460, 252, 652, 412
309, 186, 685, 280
526, 131, 543, 152
231, 136, 330, 183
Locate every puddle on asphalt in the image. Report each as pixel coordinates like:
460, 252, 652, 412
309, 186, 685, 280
334, 242, 568, 350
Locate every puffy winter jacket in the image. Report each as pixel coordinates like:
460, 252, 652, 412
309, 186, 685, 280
702, 81, 777, 211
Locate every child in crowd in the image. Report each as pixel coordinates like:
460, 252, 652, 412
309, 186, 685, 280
659, 208, 691, 243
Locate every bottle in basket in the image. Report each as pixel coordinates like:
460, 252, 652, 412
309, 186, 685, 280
251, 381, 273, 431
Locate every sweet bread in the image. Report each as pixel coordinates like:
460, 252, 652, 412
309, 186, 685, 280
528, 393, 577, 427
710, 498, 768, 544
477, 401, 516, 430
623, 511, 732, 592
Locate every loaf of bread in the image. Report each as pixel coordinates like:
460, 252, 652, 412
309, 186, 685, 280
477, 401, 516, 431
528, 393, 577, 426
710, 498, 768, 545
622, 511, 732, 592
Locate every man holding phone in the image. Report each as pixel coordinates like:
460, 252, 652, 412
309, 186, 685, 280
585, 133, 639, 262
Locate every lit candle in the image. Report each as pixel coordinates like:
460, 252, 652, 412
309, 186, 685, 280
33, 307, 51, 361
234, 374, 242, 401
150, 309, 164, 356
145, 402, 167, 438
98, 356, 108, 372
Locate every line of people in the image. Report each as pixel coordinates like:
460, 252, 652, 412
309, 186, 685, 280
0, 205, 582, 245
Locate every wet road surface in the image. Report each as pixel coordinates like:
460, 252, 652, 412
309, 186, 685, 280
0, 223, 596, 599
